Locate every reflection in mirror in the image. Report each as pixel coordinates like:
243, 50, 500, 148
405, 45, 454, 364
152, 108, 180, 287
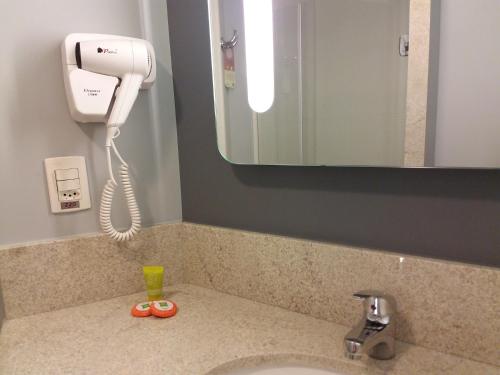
208, 0, 500, 168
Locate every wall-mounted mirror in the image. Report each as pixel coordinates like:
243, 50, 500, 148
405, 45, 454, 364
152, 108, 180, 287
208, 0, 500, 168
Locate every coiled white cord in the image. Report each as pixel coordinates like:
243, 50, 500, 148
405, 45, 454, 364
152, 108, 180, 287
99, 128, 141, 241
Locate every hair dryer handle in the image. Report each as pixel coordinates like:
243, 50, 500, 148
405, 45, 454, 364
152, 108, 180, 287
107, 73, 144, 129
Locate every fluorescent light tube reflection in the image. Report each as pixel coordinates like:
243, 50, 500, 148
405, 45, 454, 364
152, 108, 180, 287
243, 0, 275, 113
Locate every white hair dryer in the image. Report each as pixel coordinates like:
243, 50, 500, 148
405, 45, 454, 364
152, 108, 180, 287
61, 34, 157, 241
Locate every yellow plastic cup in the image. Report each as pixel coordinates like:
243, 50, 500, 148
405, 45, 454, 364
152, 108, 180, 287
143, 266, 164, 301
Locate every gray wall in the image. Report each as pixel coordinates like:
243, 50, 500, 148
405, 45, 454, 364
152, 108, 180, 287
434, 0, 500, 168
0, 0, 182, 246
168, 0, 500, 268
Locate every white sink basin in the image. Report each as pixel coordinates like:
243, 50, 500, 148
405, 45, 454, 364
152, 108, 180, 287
224, 366, 342, 375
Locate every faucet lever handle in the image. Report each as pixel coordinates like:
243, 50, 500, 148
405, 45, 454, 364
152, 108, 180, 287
353, 290, 396, 323
353, 290, 390, 300
353, 291, 379, 300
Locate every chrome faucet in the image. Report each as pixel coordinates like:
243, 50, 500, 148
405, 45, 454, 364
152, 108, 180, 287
344, 291, 397, 360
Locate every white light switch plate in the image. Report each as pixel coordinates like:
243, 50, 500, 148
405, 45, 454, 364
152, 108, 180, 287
44, 156, 91, 213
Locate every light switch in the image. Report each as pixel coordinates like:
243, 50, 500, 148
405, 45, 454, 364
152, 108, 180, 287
44, 156, 91, 213
55, 168, 79, 181
57, 179, 80, 191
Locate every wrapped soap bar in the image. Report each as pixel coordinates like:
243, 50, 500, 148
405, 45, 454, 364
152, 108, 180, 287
151, 300, 177, 318
131, 302, 152, 317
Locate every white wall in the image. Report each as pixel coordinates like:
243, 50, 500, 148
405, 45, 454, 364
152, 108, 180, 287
311, 0, 409, 166
258, 0, 303, 165
0, 0, 182, 246
220, 0, 255, 163
435, 0, 500, 168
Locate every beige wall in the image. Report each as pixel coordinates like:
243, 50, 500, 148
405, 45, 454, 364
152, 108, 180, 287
405, 0, 431, 167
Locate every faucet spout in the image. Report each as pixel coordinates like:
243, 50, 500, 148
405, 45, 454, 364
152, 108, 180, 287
343, 291, 397, 361
344, 319, 395, 360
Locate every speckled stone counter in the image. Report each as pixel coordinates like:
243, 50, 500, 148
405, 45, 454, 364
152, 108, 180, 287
2, 223, 499, 366
0, 285, 497, 375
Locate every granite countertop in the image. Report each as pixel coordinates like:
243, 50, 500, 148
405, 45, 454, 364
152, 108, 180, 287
0, 284, 497, 375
